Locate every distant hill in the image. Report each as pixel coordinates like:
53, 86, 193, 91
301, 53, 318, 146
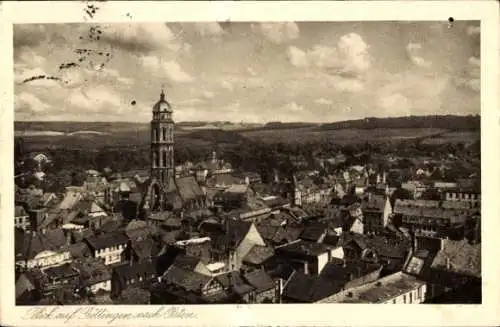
318, 115, 480, 131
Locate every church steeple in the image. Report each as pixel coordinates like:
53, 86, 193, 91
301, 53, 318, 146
151, 88, 175, 189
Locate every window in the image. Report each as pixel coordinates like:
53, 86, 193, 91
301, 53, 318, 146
403, 294, 406, 304
409, 292, 413, 303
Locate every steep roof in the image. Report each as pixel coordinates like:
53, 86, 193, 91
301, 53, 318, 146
242, 269, 274, 293
175, 176, 204, 201
243, 245, 275, 265
16, 229, 68, 261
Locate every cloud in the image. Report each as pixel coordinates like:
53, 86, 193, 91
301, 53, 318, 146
453, 56, 480, 92
406, 43, 432, 68
286, 33, 370, 92
202, 90, 215, 99
192, 23, 225, 37
247, 67, 257, 76
286, 46, 309, 67
100, 23, 184, 52
253, 22, 300, 44
283, 102, 305, 113
338, 33, 371, 73
14, 24, 47, 49
378, 93, 412, 116
329, 75, 365, 93
467, 25, 480, 36
140, 56, 193, 83
15, 92, 50, 114
221, 80, 234, 91
315, 98, 333, 105
68, 86, 123, 113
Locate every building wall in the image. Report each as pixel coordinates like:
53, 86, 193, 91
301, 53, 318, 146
317, 252, 329, 275
89, 280, 111, 294
95, 244, 126, 265
383, 284, 427, 304
22, 251, 71, 270
330, 246, 344, 260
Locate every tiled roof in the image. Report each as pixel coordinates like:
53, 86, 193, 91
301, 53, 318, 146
430, 239, 481, 278
73, 258, 111, 285
299, 224, 327, 242
276, 240, 330, 257
113, 258, 157, 281
172, 255, 202, 270
162, 266, 211, 292
243, 245, 275, 265
175, 176, 204, 201
131, 237, 161, 260
68, 241, 91, 260
16, 229, 68, 261
242, 269, 274, 293
282, 272, 345, 302
84, 231, 129, 250
318, 271, 425, 303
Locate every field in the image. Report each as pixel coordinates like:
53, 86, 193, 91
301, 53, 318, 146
14, 120, 480, 151
240, 127, 450, 144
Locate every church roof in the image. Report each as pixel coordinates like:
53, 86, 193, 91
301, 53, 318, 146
175, 176, 204, 201
153, 90, 172, 112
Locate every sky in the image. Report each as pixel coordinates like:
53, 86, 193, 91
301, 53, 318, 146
13, 21, 480, 123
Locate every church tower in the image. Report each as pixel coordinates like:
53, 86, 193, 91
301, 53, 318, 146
151, 89, 175, 187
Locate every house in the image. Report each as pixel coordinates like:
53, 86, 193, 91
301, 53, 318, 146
299, 223, 328, 243
318, 271, 427, 304
403, 237, 481, 302
443, 187, 481, 207
173, 237, 213, 264
41, 263, 81, 297
152, 266, 277, 304
15, 205, 30, 230
274, 240, 335, 276
282, 259, 383, 303
199, 219, 266, 271
361, 195, 392, 234
393, 199, 469, 239
73, 258, 112, 294
15, 229, 71, 270
84, 231, 129, 265
111, 258, 158, 298
123, 237, 162, 264
342, 233, 411, 275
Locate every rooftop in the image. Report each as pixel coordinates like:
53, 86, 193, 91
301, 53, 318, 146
276, 240, 330, 257
318, 272, 426, 303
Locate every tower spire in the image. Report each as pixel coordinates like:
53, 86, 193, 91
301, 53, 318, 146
160, 85, 165, 101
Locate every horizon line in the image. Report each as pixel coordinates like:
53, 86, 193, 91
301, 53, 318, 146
14, 113, 481, 125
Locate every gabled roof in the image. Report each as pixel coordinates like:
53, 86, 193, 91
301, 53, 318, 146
243, 245, 275, 265
16, 229, 68, 261
242, 269, 275, 292
282, 272, 345, 303
175, 176, 204, 201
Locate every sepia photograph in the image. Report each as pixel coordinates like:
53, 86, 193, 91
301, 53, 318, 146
1, 1, 499, 327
